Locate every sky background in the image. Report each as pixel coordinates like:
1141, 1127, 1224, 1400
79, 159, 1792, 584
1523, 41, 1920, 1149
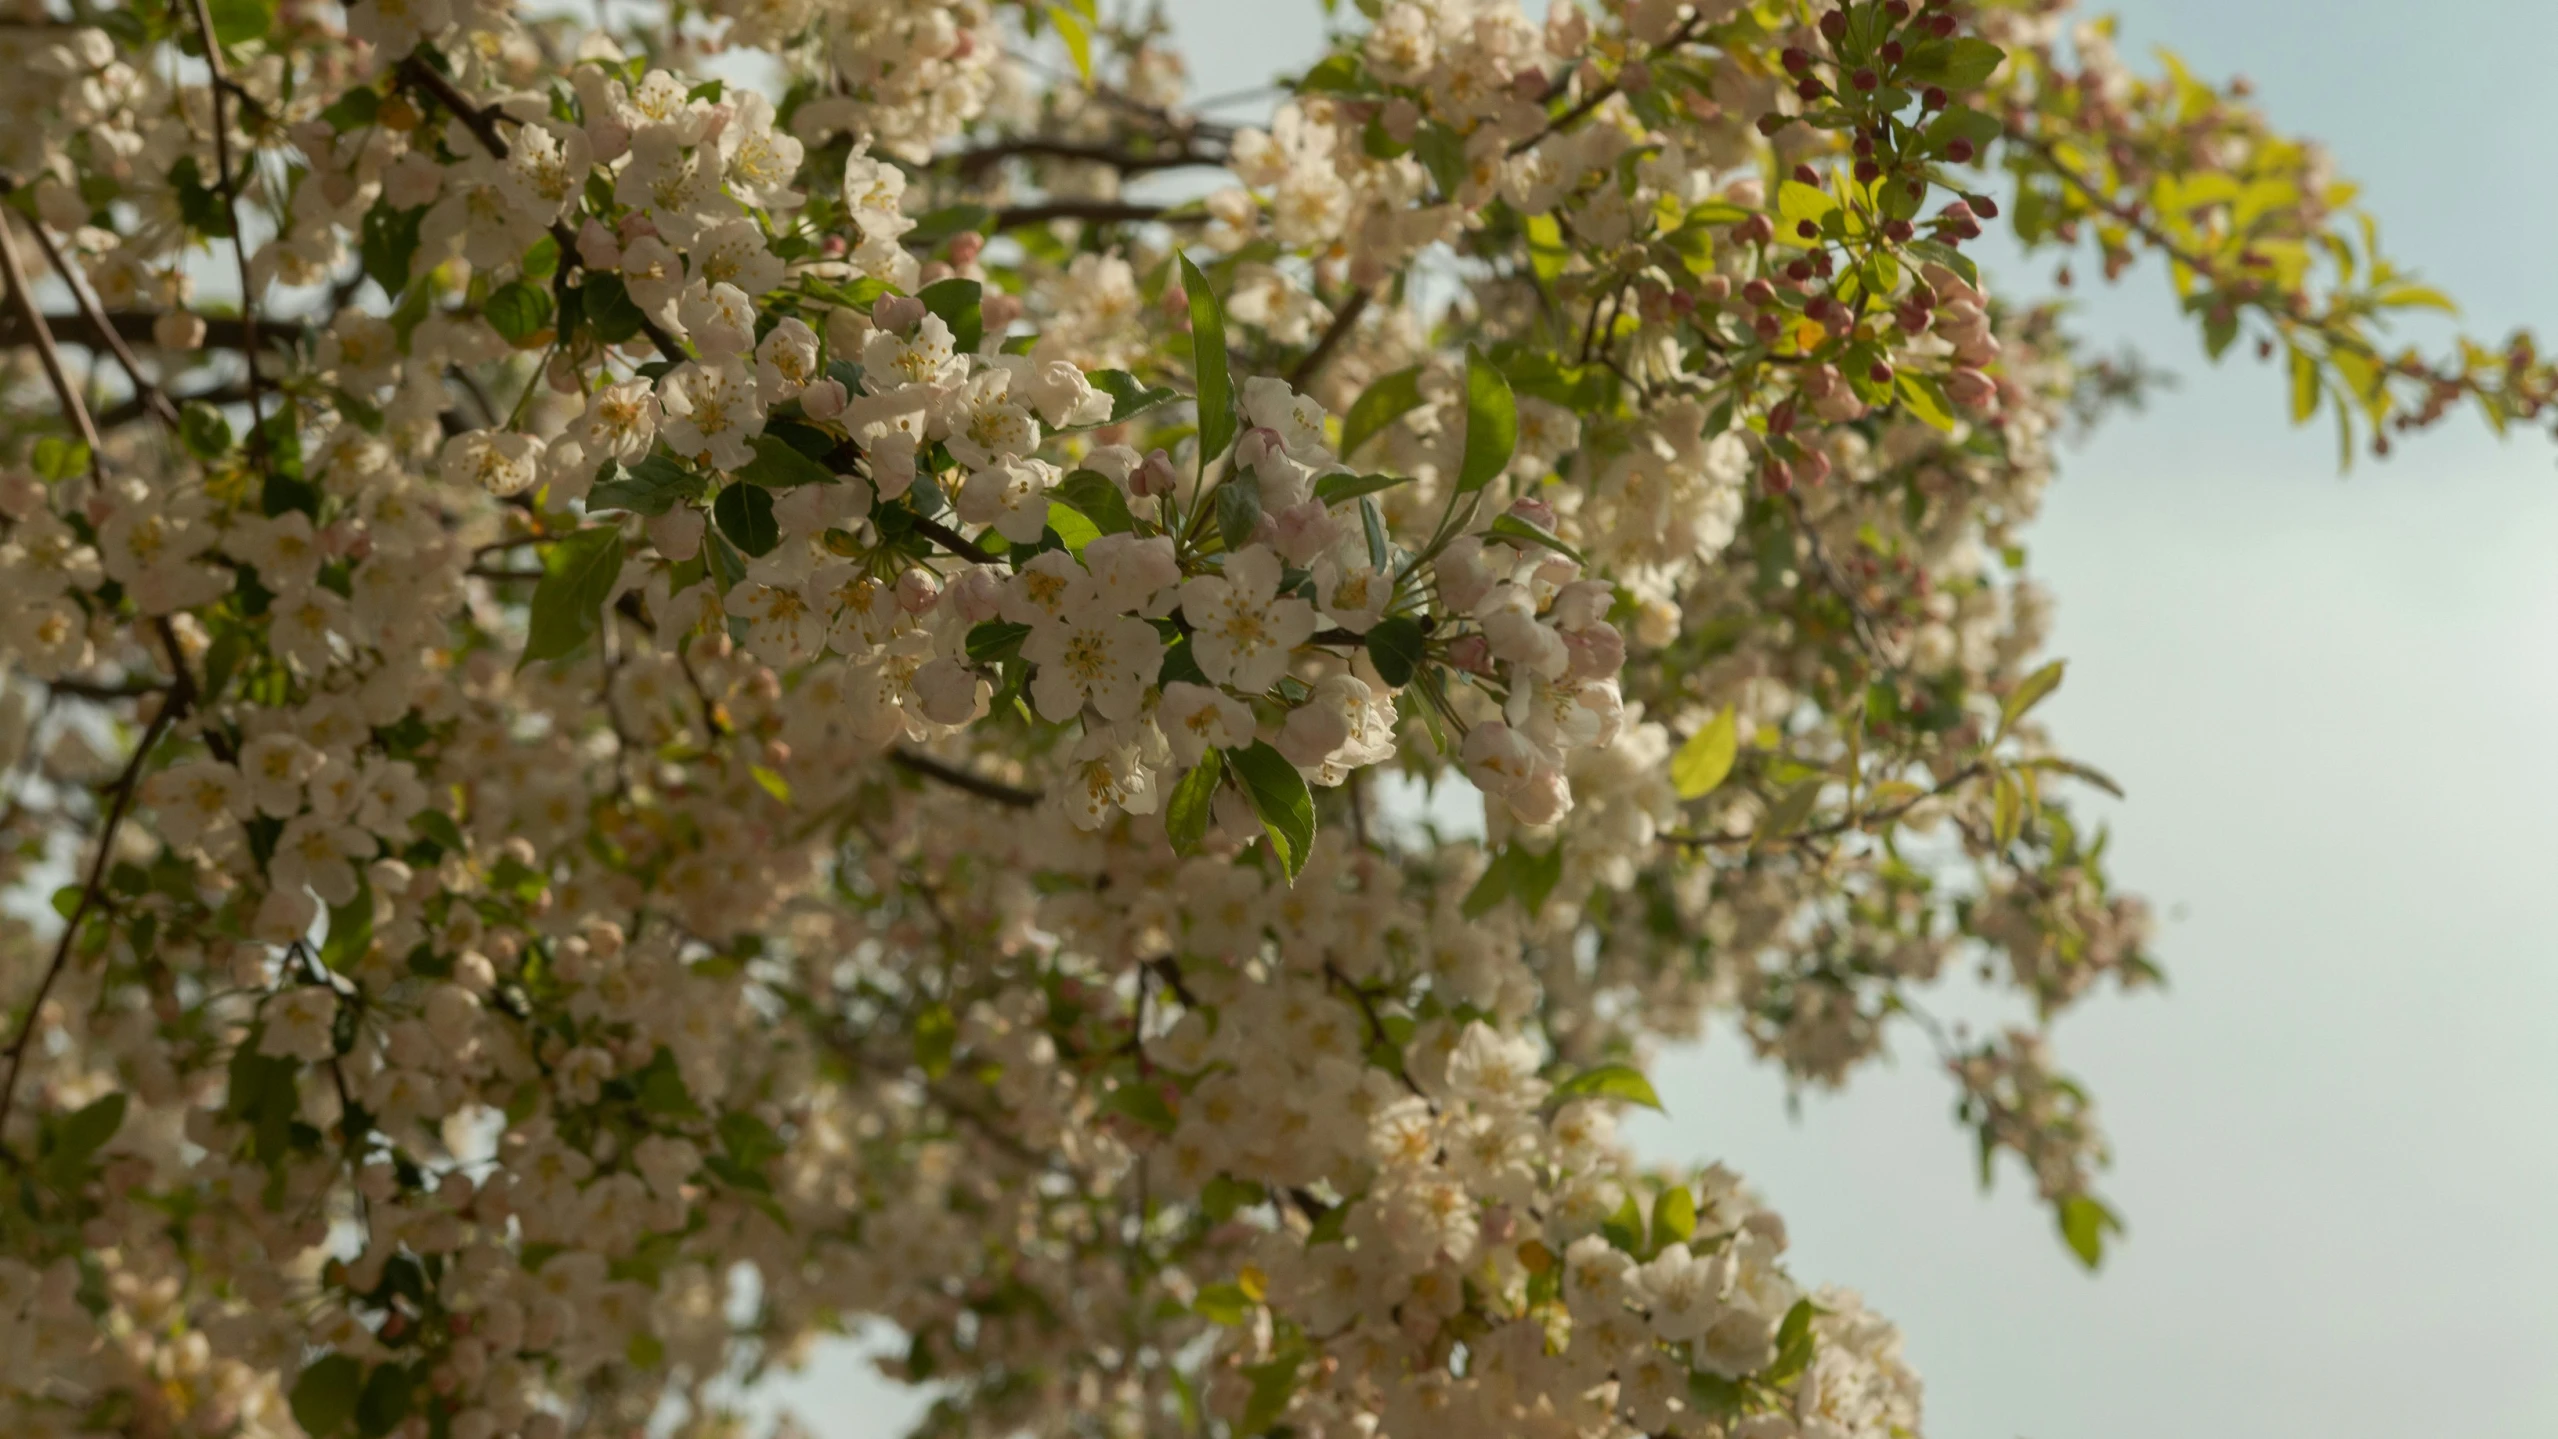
767, 3, 2558, 1434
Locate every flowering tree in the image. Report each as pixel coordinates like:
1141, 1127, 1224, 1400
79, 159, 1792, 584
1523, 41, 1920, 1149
0, 1, 2539, 1437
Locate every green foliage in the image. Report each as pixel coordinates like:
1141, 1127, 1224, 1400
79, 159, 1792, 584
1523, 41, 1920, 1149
521, 526, 625, 666
1226, 741, 1314, 884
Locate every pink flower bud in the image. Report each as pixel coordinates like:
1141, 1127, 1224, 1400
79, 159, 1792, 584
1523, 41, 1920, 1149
873, 295, 926, 333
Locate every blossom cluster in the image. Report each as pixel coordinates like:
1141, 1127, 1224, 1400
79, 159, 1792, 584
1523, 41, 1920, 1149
0, 0, 2457, 1435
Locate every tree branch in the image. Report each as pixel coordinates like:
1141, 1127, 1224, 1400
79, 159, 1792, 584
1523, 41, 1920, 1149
0, 623, 198, 1160
0, 214, 102, 470
888, 748, 1041, 809
0, 308, 304, 357
1287, 287, 1371, 390
991, 201, 1176, 231
17, 223, 182, 429
393, 55, 688, 364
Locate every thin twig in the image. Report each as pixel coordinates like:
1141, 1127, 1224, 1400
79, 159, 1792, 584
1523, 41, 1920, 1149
185, 0, 273, 460
0, 215, 103, 469
0, 626, 198, 1158
1286, 287, 1371, 390
16, 221, 181, 428
908, 515, 998, 566
887, 748, 1040, 809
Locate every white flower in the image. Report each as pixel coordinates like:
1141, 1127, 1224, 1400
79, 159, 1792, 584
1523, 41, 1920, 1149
437, 430, 544, 497
754, 318, 822, 399
940, 367, 1041, 471
260, 986, 339, 1062
955, 456, 1059, 546
1633, 1241, 1735, 1344
688, 217, 785, 297
1312, 552, 1391, 634
238, 732, 324, 818
862, 314, 963, 392
1241, 376, 1333, 462
679, 281, 759, 360
1178, 545, 1315, 693
658, 361, 765, 472
579, 380, 661, 465
1060, 727, 1159, 830
1157, 682, 1256, 767
1022, 608, 1160, 723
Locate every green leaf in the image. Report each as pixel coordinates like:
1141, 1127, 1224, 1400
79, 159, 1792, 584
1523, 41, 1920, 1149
965, 620, 1031, 664
1671, 707, 1739, 799
320, 872, 373, 973
1193, 1281, 1255, 1325
1764, 1297, 1821, 1384
1089, 369, 1181, 426
634, 1047, 702, 1119
1363, 615, 1425, 688
1297, 52, 1365, 94
1894, 371, 1958, 432
1214, 472, 1263, 553
1227, 741, 1315, 884
1046, 1, 1094, 83
1651, 1182, 1697, 1249
354, 1362, 412, 1438
1904, 36, 2007, 90
1999, 659, 2065, 737
1461, 845, 1517, 919
50, 1091, 127, 1172
905, 204, 995, 251
1525, 212, 1570, 285
1054, 469, 1137, 535
358, 203, 423, 297
913, 1002, 957, 1079
178, 401, 234, 460
1239, 1351, 1305, 1436
2286, 344, 2320, 424
1338, 365, 1423, 459
483, 281, 554, 344
587, 454, 708, 515
1179, 255, 1236, 469
1165, 749, 1223, 857
1102, 1079, 1176, 1133
1512, 840, 1563, 912
1906, 238, 1978, 288
521, 526, 625, 666
2058, 1193, 2122, 1269
290, 1355, 363, 1438
713, 482, 779, 556
578, 272, 647, 344
736, 432, 835, 487
1486, 512, 1584, 564
1046, 499, 1103, 554
1550, 1062, 1664, 1111
205, 0, 274, 46
30, 436, 89, 483
920, 277, 984, 354
1755, 778, 1823, 846
1314, 470, 1413, 507
1455, 346, 1517, 493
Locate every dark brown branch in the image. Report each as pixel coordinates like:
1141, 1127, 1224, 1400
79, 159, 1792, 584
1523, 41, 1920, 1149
1663, 761, 1988, 852
0, 215, 102, 469
991, 201, 1176, 231
393, 55, 688, 364
908, 515, 998, 566
946, 136, 1228, 180
18, 225, 181, 429
1286, 287, 1371, 390
888, 748, 1041, 808
0, 624, 197, 1160
0, 309, 305, 356
184, 0, 273, 461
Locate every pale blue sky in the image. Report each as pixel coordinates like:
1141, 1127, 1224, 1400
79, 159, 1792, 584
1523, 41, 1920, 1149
774, 4, 2558, 1435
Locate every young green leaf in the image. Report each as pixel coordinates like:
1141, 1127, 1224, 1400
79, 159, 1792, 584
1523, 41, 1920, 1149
1339, 365, 1424, 459
587, 455, 708, 515
1999, 659, 2066, 737
1550, 1062, 1664, 1111
1364, 615, 1425, 688
290, 1355, 364, 1438
1054, 468, 1138, 534
1226, 741, 1315, 884
1671, 707, 1739, 799
2058, 1193, 2123, 1269
1651, 1182, 1698, 1249
919, 277, 985, 354
1165, 749, 1224, 856
1179, 255, 1237, 469
1089, 369, 1181, 426
713, 482, 780, 556
737, 433, 836, 488
521, 526, 625, 666
1455, 345, 1518, 493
